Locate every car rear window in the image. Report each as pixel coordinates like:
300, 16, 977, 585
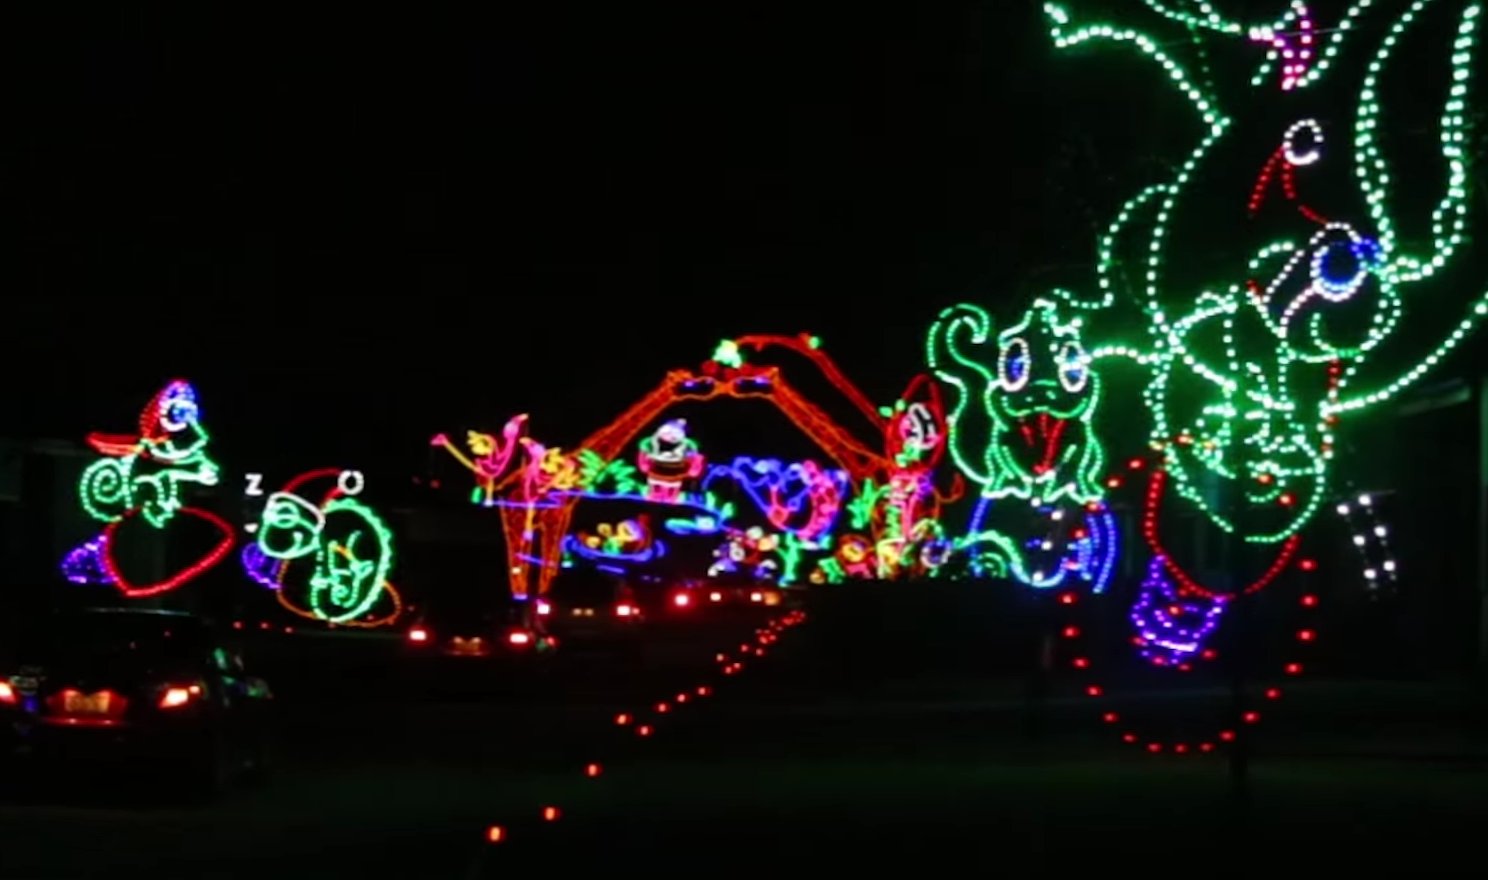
547, 571, 620, 606
422, 602, 516, 627
8, 612, 208, 665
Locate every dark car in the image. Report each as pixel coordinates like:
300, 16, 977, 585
404, 598, 555, 659
541, 568, 644, 646
0, 607, 274, 797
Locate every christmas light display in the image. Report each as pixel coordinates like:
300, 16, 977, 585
1041, 0, 1485, 552
703, 456, 848, 547
469, 335, 939, 597
61, 380, 234, 597
242, 468, 402, 627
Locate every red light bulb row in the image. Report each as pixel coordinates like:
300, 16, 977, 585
1060, 557, 1320, 756
1140, 465, 1302, 599
482, 608, 808, 847
231, 620, 297, 634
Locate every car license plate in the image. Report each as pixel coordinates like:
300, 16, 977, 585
572, 608, 594, 617
62, 692, 112, 714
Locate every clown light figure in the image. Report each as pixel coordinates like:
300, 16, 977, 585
637, 419, 705, 503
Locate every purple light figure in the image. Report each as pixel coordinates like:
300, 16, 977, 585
240, 542, 282, 590
1129, 555, 1226, 666
61, 534, 114, 586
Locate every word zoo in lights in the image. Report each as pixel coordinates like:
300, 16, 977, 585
61, 380, 234, 597
241, 468, 402, 628
927, 299, 1116, 592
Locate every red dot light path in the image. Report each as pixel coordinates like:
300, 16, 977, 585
1055, 558, 1320, 756
477, 608, 808, 851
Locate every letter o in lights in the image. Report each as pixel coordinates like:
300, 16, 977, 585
338, 470, 365, 496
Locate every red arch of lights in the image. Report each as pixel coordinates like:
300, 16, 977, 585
486, 334, 960, 598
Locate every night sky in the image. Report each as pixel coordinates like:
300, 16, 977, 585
11, 2, 1443, 477
1, 3, 1113, 473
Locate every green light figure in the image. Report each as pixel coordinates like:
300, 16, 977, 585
256, 486, 395, 625
78, 380, 221, 529
926, 298, 1105, 505
1042, 0, 1484, 543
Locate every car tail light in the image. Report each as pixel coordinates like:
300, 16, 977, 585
536, 600, 552, 616
0, 680, 15, 706
673, 592, 691, 608
709, 591, 723, 602
408, 627, 430, 644
616, 604, 635, 617
508, 630, 533, 646
157, 683, 203, 710
749, 591, 764, 603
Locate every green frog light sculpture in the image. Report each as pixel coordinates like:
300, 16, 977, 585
927, 298, 1118, 592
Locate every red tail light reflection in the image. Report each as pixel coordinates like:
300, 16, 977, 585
158, 684, 203, 709
408, 627, 430, 643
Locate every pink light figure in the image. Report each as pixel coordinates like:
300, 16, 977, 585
431, 413, 529, 506
1251, 2, 1314, 91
